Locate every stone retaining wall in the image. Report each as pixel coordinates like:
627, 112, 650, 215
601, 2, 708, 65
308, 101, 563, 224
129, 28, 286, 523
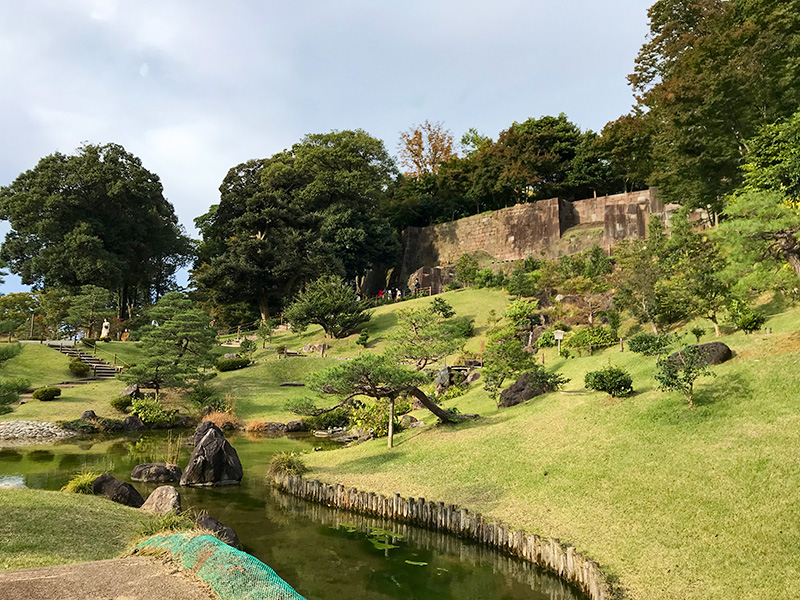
272, 474, 619, 600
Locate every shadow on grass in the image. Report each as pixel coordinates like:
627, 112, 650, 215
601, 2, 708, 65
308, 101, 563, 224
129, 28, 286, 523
314, 449, 404, 475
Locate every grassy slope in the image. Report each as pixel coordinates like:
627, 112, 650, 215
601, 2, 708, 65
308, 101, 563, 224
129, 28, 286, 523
0, 489, 156, 570
0, 379, 127, 423
0, 344, 73, 388
299, 308, 800, 600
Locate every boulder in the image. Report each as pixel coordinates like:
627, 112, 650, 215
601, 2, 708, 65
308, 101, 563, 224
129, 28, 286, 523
434, 366, 450, 396
91, 474, 144, 508
81, 410, 97, 421
498, 373, 548, 408
301, 343, 329, 355
195, 514, 241, 549
121, 384, 143, 399
400, 415, 423, 428
669, 342, 732, 367
464, 371, 481, 385
286, 420, 306, 432
131, 462, 182, 483
180, 422, 243, 487
141, 486, 181, 515
223, 353, 240, 359
122, 415, 146, 431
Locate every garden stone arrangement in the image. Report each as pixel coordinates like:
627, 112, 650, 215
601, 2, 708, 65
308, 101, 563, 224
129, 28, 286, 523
0, 421, 76, 445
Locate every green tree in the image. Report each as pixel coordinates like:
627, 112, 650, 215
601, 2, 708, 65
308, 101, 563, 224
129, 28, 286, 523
387, 304, 472, 370
121, 292, 216, 396
283, 275, 371, 339
308, 353, 475, 448
194, 130, 401, 321
0, 292, 38, 341
482, 326, 540, 400
0, 143, 194, 316
65, 285, 112, 339
654, 345, 716, 409
597, 112, 655, 193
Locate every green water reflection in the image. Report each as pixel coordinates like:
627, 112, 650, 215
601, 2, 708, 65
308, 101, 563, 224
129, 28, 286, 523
0, 432, 586, 600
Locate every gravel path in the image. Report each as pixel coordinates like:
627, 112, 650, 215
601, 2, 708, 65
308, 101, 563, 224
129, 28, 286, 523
0, 556, 219, 600
0, 421, 76, 446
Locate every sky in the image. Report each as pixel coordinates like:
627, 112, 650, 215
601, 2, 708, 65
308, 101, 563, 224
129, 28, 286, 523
0, 0, 653, 293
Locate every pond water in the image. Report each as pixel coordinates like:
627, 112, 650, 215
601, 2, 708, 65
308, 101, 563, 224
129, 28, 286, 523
0, 432, 587, 600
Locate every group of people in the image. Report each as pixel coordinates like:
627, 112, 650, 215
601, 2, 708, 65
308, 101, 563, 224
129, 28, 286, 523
377, 287, 405, 302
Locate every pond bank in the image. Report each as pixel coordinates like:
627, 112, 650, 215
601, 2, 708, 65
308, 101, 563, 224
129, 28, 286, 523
0, 420, 75, 446
272, 473, 615, 600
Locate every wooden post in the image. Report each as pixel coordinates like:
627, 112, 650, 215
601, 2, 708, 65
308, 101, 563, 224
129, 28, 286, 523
620, 338, 624, 352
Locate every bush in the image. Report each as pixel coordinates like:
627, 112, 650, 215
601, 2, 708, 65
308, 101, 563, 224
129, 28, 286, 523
186, 383, 225, 411
356, 329, 370, 348
564, 326, 617, 349
131, 396, 173, 425
267, 451, 309, 478
535, 328, 556, 348
735, 311, 766, 334
0, 377, 28, 407
216, 357, 250, 372
444, 281, 462, 292
61, 471, 101, 494
110, 395, 132, 413
0, 405, 12, 415
95, 417, 124, 433
524, 365, 570, 394
303, 406, 350, 430
81, 338, 97, 349
628, 332, 675, 356
351, 397, 412, 437
69, 359, 91, 377
690, 325, 706, 343
33, 387, 61, 401
58, 419, 98, 434
585, 365, 634, 398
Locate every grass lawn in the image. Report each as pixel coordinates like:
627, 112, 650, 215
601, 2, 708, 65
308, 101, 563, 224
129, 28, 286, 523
0, 379, 127, 423
299, 308, 800, 600
0, 489, 158, 570
0, 344, 73, 388
85, 341, 145, 369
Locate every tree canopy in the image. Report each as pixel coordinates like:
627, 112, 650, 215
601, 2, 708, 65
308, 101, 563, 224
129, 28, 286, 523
283, 274, 371, 338
0, 143, 194, 317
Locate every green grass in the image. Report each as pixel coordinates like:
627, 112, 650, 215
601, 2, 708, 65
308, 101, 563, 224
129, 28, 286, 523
298, 307, 800, 600
0, 379, 127, 423
0, 489, 158, 570
83, 341, 145, 368
0, 344, 72, 388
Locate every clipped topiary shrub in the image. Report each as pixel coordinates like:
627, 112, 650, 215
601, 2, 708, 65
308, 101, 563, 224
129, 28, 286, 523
33, 387, 61, 401
267, 451, 309, 478
69, 359, 91, 377
216, 357, 250, 372
628, 332, 675, 356
585, 365, 634, 398
110, 395, 132, 413
564, 326, 617, 349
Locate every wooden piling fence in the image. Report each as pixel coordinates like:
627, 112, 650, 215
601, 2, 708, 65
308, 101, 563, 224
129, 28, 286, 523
271, 474, 618, 600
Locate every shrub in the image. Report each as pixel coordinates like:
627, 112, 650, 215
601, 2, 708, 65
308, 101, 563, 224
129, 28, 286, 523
585, 365, 634, 398
239, 338, 257, 360
444, 281, 462, 292
81, 338, 97, 348
131, 396, 173, 425
523, 365, 570, 394
267, 451, 309, 479
356, 329, 370, 348
216, 357, 250, 372
690, 325, 706, 343
110, 395, 132, 413
186, 383, 224, 411
58, 419, 98, 433
303, 406, 350, 430
0, 377, 27, 407
0, 405, 12, 415
564, 326, 617, 349
535, 328, 556, 348
95, 417, 124, 433
735, 311, 766, 334
351, 397, 412, 437
61, 471, 101, 494
33, 387, 61, 401
69, 359, 91, 377
628, 332, 675, 356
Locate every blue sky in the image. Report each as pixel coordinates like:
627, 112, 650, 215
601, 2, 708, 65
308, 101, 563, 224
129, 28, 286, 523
0, 0, 653, 293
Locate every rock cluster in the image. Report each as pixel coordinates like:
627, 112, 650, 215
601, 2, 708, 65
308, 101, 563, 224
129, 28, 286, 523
180, 422, 243, 487
0, 421, 76, 446
131, 462, 182, 483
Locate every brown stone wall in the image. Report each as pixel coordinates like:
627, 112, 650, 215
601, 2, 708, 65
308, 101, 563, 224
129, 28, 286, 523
399, 188, 663, 281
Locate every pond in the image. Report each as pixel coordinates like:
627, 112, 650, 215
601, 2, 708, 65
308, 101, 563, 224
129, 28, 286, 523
0, 432, 587, 600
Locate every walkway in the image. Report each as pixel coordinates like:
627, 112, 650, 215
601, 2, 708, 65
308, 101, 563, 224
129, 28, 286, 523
0, 556, 219, 600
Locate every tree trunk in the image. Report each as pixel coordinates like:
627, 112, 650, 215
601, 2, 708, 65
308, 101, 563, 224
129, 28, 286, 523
406, 387, 477, 423
710, 315, 721, 338
387, 396, 395, 449
258, 297, 270, 323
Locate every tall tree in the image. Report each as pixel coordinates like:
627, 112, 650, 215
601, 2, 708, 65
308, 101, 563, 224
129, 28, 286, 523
398, 120, 456, 176
630, 0, 800, 213
194, 131, 401, 321
283, 275, 371, 339
0, 143, 194, 317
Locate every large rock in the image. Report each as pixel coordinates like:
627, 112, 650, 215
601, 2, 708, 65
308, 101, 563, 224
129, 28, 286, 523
498, 373, 548, 408
464, 371, 481, 385
669, 341, 732, 366
141, 485, 181, 515
131, 462, 182, 483
92, 474, 144, 508
122, 415, 146, 431
180, 422, 243, 487
121, 384, 143, 399
434, 366, 450, 396
81, 410, 97, 421
286, 420, 306, 433
195, 514, 241, 549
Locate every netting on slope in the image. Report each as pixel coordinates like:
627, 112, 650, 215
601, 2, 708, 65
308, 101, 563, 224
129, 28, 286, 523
137, 533, 306, 600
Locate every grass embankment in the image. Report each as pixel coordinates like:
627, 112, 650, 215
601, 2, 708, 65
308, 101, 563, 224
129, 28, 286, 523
298, 309, 800, 600
0, 343, 73, 388
0, 489, 159, 570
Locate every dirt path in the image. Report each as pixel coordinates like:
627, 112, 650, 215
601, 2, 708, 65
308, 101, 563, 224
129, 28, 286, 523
0, 556, 219, 600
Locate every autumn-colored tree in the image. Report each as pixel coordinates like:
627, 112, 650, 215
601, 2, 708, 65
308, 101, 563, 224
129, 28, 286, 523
398, 120, 456, 176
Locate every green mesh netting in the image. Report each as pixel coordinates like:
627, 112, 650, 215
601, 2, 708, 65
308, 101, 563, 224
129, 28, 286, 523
137, 533, 306, 600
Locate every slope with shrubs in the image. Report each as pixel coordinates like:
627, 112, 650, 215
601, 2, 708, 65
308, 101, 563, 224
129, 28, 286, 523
297, 306, 800, 600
